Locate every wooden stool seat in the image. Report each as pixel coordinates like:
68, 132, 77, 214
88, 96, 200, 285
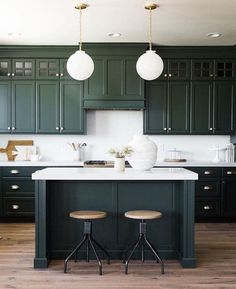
125, 210, 162, 220
70, 210, 107, 220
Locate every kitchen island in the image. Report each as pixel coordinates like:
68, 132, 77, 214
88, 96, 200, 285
32, 167, 198, 269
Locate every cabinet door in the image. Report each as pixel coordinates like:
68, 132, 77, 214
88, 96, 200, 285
168, 81, 190, 134
36, 59, 60, 80
215, 60, 234, 80
144, 82, 167, 134
60, 81, 85, 134
60, 59, 72, 80
191, 60, 214, 80
222, 179, 236, 217
168, 60, 190, 80
36, 81, 60, 133
190, 81, 213, 134
12, 81, 36, 133
0, 81, 11, 132
0, 59, 11, 80
12, 59, 35, 79
213, 81, 234, 134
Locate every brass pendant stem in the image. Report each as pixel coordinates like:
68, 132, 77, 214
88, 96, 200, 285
75, 3, 89, 51
149, 8, 152, 51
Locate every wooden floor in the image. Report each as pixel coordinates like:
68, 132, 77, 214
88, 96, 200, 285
0, 223, 236, 289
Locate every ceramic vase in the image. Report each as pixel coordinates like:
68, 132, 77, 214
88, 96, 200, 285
114, 157, 125, 172
128, 135, 157, 170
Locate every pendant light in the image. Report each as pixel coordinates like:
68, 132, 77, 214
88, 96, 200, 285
67, 3, 94, 81
136, 3, 164, 81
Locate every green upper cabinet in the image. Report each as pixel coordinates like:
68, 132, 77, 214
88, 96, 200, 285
158, 59, 190, 80
190, 81, 213, 134
36, 80, 85, 134
0, 59, 35, 80
0, 81, 35, 133
59, 59, 72, 80
191, 59, 234, 80
0, 81, 11, 132
84, 56, 144, 109
36, 59, 60, 80
213, 81, 235, 134
144, 81, 190, 134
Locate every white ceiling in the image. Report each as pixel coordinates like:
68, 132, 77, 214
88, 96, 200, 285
0, 0, 235, 46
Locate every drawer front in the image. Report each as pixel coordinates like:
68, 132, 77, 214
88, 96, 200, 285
2, 179, 35, 197
189, 167, 221, 178
222, 167, 236, 177
2, 167, 39, 177
195, 181, 220, 197
195, 198, 220, 217
3, 197, 35, 217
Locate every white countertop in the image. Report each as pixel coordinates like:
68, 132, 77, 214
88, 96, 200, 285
155, 161, 236, 167
0, 161, 84, 167
32, 167, 198, 181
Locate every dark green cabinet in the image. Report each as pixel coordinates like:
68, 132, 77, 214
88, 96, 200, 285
144, 81, 189, 134
36, 80, 84, 134
190, 81, 234, 134
159, 59, 190, 80
0, 81, 35, 133
84, 56, 144, 109
222, 168, 236, 218
0, 59, 35, 80
36, 59, 72, 80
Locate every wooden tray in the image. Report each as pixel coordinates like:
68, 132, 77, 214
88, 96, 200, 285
0, 140, 33, 161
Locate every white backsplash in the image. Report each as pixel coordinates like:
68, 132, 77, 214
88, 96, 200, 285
0, 110, 230, 162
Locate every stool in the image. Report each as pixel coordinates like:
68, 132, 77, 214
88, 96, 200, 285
123, 210, 164, 274
64, 210, 110, 275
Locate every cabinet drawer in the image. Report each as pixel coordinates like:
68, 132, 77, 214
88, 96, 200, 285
2, 179, 35, 197
195, 198, 220, 217
2, 167, 39, 177
3, 197, 35, 217
195, 181, 220, 197
189, 167, 221, 178
222, 168, 236, 177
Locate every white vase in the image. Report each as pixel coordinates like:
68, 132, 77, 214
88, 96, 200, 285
114, 157, 125, 172
128, 135, 157, 171
72, 150, 80, 161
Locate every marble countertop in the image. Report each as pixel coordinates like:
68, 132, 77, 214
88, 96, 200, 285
32, 167, 198, 181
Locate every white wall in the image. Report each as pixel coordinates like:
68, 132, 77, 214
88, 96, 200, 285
0, 110, 230, 162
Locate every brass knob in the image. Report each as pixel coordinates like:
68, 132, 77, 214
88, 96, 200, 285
164, 74, 168, 77
11, 185, 19, 190
10, 169, 19, 174
56, 127, 59, 130
12, 204, 19, 210
163, 127, 167, 131
169, 73, 172, 77
56, 73, 59, 77
60, 73, 64, 77
60, 127, 64, 131
12, 127, 15, 130
7, 127, 11, 130
11, 73, 15, 77
168, 128, 171, 131
209, 128, 213, 131
7, 72, 11, 77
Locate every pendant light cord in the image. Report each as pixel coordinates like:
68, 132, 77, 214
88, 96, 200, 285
79, 7, 82, 51
148, 7, 152, 51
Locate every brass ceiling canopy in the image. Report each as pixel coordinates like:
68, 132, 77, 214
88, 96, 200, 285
144, 2, 158, 10
75, 3, 89, 10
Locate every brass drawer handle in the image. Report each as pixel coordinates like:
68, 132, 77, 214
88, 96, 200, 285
227, 171, 236, 175
203, 205, 213, 210
12, 204, 19, 210
11, 185, 19, 190
204, 171, 213, 175
10, 169, 19, 174
203, 186, 212, 190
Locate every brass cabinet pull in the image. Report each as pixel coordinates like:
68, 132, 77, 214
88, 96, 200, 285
204, 185, 212, 190
163, 127, 167, 131
60, 73, 64, 77
11, 73, 15, 77
169, 73, 172, 77
227, 171, 236, 175
204, 205, 213, 210
12, 204, 19, 210
10, 169, 19, 174
7, 72, 11, 77
11, 185, 19, 190
56, 73, 59, 77
204, 171, 212, 175
164, 74, 168, 77
209, 128, 213, 131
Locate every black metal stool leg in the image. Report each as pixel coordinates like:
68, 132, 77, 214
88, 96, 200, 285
64, 235, 87, 273
141, 235, 145, 263
123, 239, 140, 264
90, 236, 110, 264
86, 237, 90, 262
88, 235, 102, 275
144, 235, 164, 274
125, 235, 142, 274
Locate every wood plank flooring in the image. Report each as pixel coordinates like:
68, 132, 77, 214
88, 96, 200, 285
0, 223, 236, 289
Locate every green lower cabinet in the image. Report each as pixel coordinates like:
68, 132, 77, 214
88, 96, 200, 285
36, 80, 85, 134
0, 80, 35, 133
84, 56, 144, 109
144, 81, 189, 134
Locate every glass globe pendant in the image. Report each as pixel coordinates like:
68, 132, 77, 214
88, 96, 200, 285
67, 3, 94, 81
136, 3, 164, 81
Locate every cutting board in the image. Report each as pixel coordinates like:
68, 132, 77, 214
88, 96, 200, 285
0, 140, 34, 161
